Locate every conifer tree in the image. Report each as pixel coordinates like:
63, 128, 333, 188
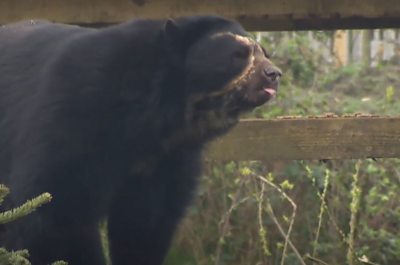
0, 184, 68, 265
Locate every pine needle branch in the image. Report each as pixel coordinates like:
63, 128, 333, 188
0, 184, 10, 205
0, 193, 52, 224
0, 248, 30, 265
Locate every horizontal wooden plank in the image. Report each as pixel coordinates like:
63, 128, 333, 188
1, 0, 400, 30
206, 117, 400, 161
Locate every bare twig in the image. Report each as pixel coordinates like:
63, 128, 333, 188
214, 178, 249, 265
312, 169, 330, 257
347, 161, 362, 265
257, 182, 271, 256
258, 175, 306, 265
305, 254, 331, 265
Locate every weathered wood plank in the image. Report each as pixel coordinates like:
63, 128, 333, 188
1, 0, 400, 30
207, 117, 400, 161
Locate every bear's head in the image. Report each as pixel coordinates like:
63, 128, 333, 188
163, 16, 282, 141
185, 31, 281, 110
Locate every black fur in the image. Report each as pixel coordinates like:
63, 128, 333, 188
0, 16, 280, 265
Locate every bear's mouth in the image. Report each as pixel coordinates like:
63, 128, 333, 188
231, 49, 278, 102
263, 87, 277, 98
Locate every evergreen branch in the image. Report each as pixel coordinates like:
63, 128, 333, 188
0, 248, 30, 265
0, 184, 10, 205
0, 248, 68, 265
51, 261, 68, 265
0, 193, 52, 224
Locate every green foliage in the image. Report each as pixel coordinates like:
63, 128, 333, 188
0, 248, 68, 265
0, 249, 30, 265
170, 158, 400, 265
357, 160, 400, 263
386, 85, 394, 103
164, 247, 197, 265
275, 37, 316, 87
0, 185, 10, 205
0, 190, 52, 225
0, 184, 68, 265
99, 219, 111, 265
0, 184, 52, 225
347, 161, 362, 265
320, 63, 362, 87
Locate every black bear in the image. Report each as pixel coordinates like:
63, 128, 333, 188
0, 16, 281, 265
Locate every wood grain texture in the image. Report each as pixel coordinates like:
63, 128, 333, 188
207, 117, 400, 161
1, 0, 400, 30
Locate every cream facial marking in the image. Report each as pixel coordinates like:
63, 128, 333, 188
207, 33, 259, 96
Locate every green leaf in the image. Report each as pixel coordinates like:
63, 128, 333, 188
280, 180, 294, 190
386, 85, 394, 103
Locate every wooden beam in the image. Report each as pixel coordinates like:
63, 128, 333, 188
1, 0, 400, 30
207, 117, 400, 161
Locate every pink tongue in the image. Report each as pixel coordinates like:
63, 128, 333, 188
264, 88, 276, 97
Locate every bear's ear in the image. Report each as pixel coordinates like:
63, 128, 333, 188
164, 19, 184, 54
164, 19, 181, 40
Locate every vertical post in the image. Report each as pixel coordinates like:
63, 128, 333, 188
329, 30, 335, 55
377, 29, 385, 63
334, 30, 348, 66
361, 30, 373, 67
395, 29, 400, 58
348, 30, 353, 64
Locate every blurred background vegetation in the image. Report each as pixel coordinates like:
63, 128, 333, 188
166, 30, 400, 265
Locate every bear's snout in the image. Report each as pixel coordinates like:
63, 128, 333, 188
263, 66, 282, 82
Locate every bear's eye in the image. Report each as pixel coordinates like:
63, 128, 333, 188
232, 46, 251, 60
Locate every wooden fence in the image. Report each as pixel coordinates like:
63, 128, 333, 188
1, 0, 400, 30
207, 117, 400, 161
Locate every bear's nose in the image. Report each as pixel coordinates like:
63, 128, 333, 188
264, 66, 282, 82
